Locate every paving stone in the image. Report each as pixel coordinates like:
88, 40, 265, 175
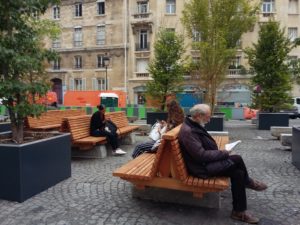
0, 121, 300, 225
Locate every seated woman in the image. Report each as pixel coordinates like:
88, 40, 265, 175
90, 104, 126, 156
132, 99, 184, 158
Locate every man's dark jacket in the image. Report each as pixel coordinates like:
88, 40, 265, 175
90, 111, 105, 135
178, 117, 233, 178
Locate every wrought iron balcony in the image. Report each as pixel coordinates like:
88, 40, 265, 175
135, 42, 150, 51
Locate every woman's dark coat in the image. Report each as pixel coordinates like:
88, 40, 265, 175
178, 117, 233, 178
90, 110, 105, 134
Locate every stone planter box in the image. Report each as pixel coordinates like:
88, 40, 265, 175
292, 127, 300, 170
205, 116, 224, 131
0, 122, 10, 133
257, 113, 289, 130
146, 112, 168, 126
0, 132, 71, 202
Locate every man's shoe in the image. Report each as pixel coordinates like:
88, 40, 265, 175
246, 179, 268, 191
231, 210, 259, 224
114, 148, 126, 155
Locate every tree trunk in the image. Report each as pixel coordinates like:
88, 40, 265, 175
8, 108, 24, 144
11, 122, 24, 144
160, 95, 167, 111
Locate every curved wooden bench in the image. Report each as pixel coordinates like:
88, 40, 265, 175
106, 111, 140, 136
26, 109, 85, 131
62, 111, 140, 150
113, 125, 230, 198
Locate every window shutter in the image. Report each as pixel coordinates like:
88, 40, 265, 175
69, 78, 74, 91
92, 78, 97, 90
82, 78, 86, 90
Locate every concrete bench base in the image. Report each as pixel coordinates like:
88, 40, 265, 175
136, 124, 151, 135
251, 118, 257, 124
72, 145, 107, 159
271, 126, 292, 139
280, 133, 292, 147
120, 133, 135, 145
132, 187, 221, 209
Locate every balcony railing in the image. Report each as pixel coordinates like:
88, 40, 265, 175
136, 72, 149, 78
135, 42, 150, 51
133, 12, 151, 19
228, 69, 242, 75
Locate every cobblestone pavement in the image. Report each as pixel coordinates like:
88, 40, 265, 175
0, 120, 300, 225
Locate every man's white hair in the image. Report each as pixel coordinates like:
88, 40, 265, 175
190, 104, 211, 118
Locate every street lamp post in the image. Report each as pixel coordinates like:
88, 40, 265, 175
103, 56, 110, 90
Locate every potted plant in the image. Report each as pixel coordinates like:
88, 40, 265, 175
181, 0, 258, 130
246, 21, 297, 130
146, 28, 185, 124
0, 0, 71, 202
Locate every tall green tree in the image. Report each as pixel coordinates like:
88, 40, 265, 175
181, 0, 258, 112
146, 29, 185, 110
0, 0, 60, 143
246, 21, 293, 112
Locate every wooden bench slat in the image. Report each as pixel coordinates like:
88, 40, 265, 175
113, 124, 230, 199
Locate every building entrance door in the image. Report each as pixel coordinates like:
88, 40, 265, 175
51, 78, 63, 104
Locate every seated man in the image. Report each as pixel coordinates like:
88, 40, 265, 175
178, 104, 267, 224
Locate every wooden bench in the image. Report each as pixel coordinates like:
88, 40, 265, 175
106, 111, 140, 137
61, 111, 140, 150
26, 109, 85, 131
113, 125, 230, 199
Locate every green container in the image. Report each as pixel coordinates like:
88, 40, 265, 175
0, 106, 5, 115
100, 94, 118, 107
138, 107, 146, 119
127, 107, 134, 117
219, 107, 232, 120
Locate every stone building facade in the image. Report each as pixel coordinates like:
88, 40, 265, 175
43, 0, 300, 105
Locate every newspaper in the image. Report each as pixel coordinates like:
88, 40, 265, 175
225, 140, 242, 152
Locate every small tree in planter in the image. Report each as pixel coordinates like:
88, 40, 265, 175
0, 0, 60, 143
181, 0, 258, 113
245, 21, 295, 112
146, 28, 185, 111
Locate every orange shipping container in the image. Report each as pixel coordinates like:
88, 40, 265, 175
63, 91, 126, 107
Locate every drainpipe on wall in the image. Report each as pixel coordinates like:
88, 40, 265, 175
124, 0, 128, 104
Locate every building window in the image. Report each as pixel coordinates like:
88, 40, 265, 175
52, 38, 61, 48
230, 56, 241, 68
192, 29, 201, 42
97, 55, 105, 68
166, 0, 176, 14
138, 30, 148, 50
288, 27, 298, 41
289, 0, 298, 14
75, 78, 83, 90
97, 25, 105, 45
97, 0, 105, 15
261, 0, 275, 13
74, 27, 83, 47
53, 6, 60, 19
93, 78, 106, 90
74, 56, 82, 69
136, 59, 149, 73
137, 1, 148, 14
137, 93, 146, 105
75, 2, 82, 17
52, 58, 60, 70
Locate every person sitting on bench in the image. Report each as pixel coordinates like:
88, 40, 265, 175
178, 104, 267, 224
90, 104, 126, 156
132, 99, 184, 158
